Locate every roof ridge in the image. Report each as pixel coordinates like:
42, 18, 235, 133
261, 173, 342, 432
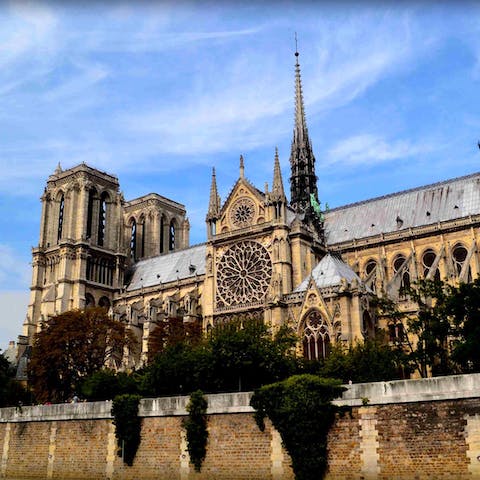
326, 170, 480, 213
134, 242, 207, 264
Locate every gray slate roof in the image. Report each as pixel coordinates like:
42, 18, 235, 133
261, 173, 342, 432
295, 254, 362, 292
127, 244, 206, 291
324, 172, 480, 245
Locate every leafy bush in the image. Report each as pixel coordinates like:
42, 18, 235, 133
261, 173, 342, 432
183, 390, 209, 472
251, 375, 346, 480
81, 369, 138, 401
111, 394, 142, 466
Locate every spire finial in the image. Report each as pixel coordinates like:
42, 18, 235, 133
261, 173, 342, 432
206, 166, 221, 221
295, 32, 299, 57
239, 154, 245, 179
54, 162, 62, 175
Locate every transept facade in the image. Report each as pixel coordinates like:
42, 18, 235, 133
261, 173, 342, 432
18, 51, 480, 368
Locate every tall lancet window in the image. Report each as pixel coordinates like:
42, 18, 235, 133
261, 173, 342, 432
130, 219, 137, 261
302, 310, 330, 360
98, 192, 108, 247
160, 215, 165, 254
57, 194, 65, 242
86, 188, 95, 239
169, 219, 176, 251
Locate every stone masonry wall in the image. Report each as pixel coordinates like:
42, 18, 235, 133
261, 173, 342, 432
2, 374, 480, 479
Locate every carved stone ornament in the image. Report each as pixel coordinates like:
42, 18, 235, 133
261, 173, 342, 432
216, 240, 272, 306
230, 197, 256, 228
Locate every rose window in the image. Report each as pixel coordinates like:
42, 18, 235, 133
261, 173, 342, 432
216, 241, 272, 306
230, 197, 255, 228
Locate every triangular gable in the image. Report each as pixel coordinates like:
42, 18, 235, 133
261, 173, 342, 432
296, 277, 335, 334
219, 177, 265, 218
217, 177, 267, 234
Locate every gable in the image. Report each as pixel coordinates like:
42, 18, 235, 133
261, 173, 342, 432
217, 179, 266, 234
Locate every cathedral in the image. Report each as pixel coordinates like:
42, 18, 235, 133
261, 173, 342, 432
18, 50, 480, 368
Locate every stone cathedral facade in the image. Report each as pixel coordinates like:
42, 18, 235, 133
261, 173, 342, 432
19, 51, 480, 367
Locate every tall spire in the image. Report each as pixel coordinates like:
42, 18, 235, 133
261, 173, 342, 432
206, 167, 221, 221
271, 147, 285, 200
289, 40, 318, 215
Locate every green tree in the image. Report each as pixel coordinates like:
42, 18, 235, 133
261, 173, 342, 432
28, 307, 136, 403
374, 279, 460, 377
207, 320, 298, 392
448, 278, 480, 372
140, 319, 299, 396
80, 369, 139, 401
317, 338, 407, 383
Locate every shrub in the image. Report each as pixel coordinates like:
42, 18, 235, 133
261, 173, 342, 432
250, 375, 346, 480
111, 394, 142, 466
183, 390, 209, 472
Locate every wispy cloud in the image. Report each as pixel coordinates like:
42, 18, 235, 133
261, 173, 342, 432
0, 244, 30, 290
325, 134, 440, 167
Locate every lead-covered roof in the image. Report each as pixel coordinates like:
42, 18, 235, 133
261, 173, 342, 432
323, 172, 480, 245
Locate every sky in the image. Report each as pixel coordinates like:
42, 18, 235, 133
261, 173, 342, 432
1, 0, 480, 351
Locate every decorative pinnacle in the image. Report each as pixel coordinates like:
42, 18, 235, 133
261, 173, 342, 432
207, 167, 220, 220
54, 162, 63, 175
239, 154, 245, 179
272, 147, 285, 199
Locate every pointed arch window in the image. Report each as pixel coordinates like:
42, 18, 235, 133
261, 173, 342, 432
140, 216, 146, 258
160, 215, 165, 254
393, 254, 410, 296
98, 192, 108, 247
169, 219, 176, 251
86, 188, 95, 239
57, 194, 65, 242
422, 249, 440, 281
130, 219, 137, 261
364, 259, 377, 293
302, 310, 330, 360
453, 244, 471, 282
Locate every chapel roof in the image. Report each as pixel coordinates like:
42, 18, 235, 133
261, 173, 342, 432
294, 253, 362, 292
323, 171, 480, 245
126, 243, 206, 291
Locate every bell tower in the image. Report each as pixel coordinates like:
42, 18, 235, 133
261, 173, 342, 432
21, 163, 126, 346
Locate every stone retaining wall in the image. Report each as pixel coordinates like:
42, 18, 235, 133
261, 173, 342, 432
1, 374, 480, 479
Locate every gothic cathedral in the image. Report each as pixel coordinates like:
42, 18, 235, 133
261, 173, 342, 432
19, 50, 480, 368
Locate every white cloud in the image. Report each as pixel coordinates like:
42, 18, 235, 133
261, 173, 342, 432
0, 244, 31, 289
325, 134, 439, 167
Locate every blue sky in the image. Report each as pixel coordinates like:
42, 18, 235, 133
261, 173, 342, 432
1, 1, 480, 351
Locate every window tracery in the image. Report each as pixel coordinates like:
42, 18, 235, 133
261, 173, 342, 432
57, 194, 65, 242
364, 259, 377, 293
393, 254, 410, 296
216, 241, 272, 307
230, 197, 255, 228
422, 249, 440, 281
302, 310, 330, 360
452, 244, 471, 281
